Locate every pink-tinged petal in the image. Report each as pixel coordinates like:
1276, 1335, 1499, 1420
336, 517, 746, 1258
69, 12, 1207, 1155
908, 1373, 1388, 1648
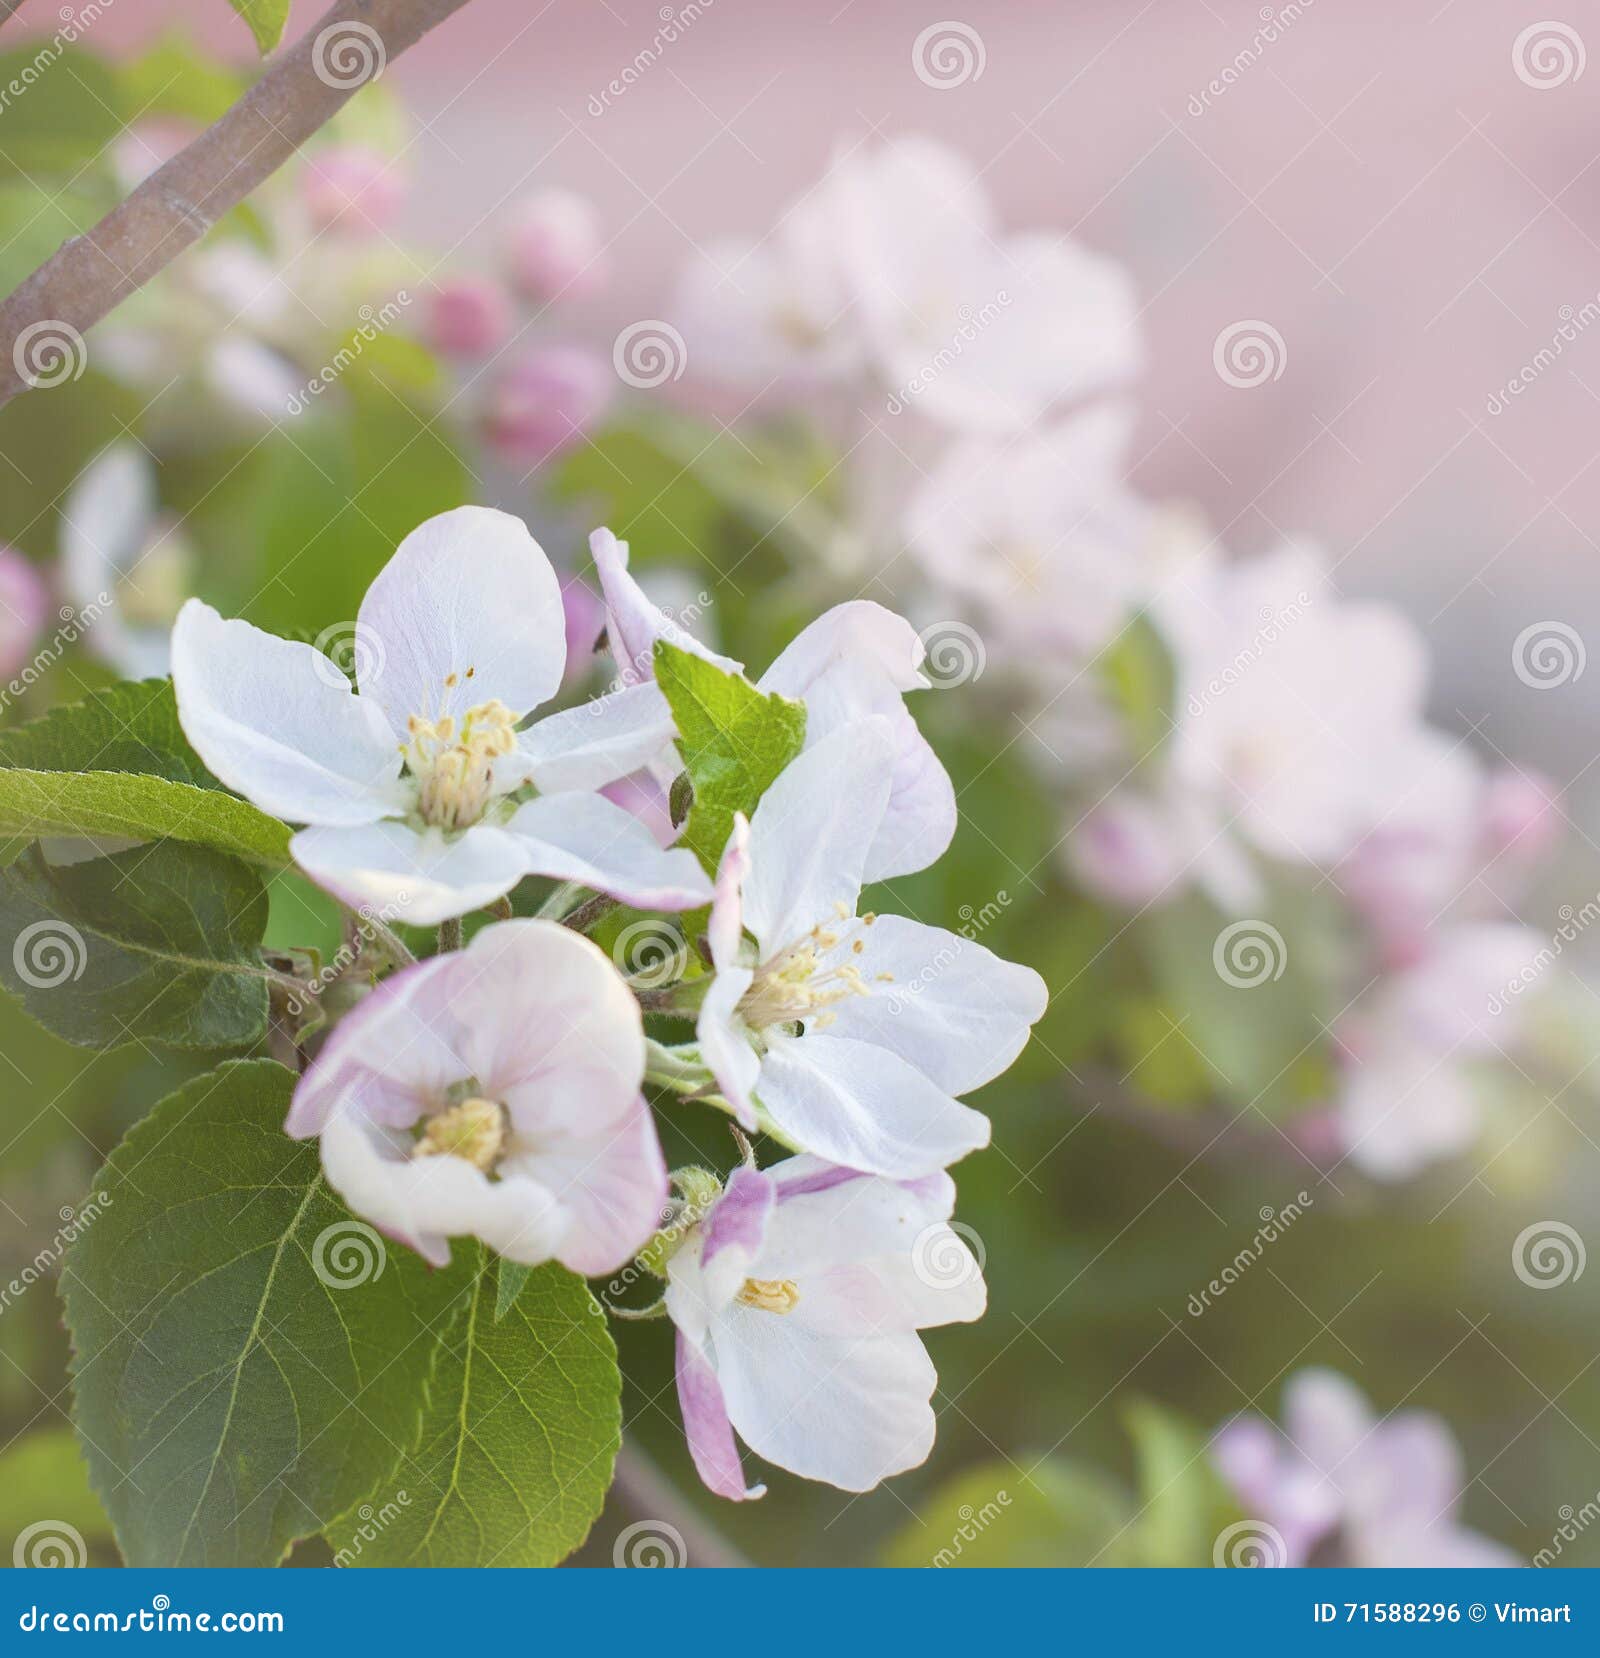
171, 599, 404, 826
444, 920, 645, 1141
502, 792, 711, 910
424, 274, 513, 359
0, 546, 48, 679
701, 1166, 774, 1281
514, 681, 677, 795
513, 1092, 667, 1277
708, 813, 749, 970
285, 951, 462, 1138
697, 964, 759, 1129
562, 575, 606, 685
290, 819, 527, 925
504, 189, 607, 303
300, 145, 405, 236
761, 1158, 959, 1279
711, 1307, 937, 1493
320, 1108, 566, 1270
676, 1331, 764, 1502
599, 770, 677, 847
356, 505, 565, 733
591, 526, 740, 688
759, 601, 955, 881
742, 719, 893, 955
483, 345, 611, 467
756, 1031, 989, 1178
1284, 1368, 1374, 1476
817, 914, 1046, 1095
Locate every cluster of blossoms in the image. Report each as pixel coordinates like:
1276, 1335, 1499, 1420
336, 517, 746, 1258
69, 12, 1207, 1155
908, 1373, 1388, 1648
664, 133, 1560, 1183
1211, 1369, 1519, 1567
170, 505, 1046, 1499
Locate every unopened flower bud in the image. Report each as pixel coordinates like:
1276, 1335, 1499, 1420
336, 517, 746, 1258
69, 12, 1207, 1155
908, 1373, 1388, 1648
302, 146, 405, 238
425, 275, 513, 360
503, 189, 606, 302
482, 344, 612, 467
0, 546, 49, 679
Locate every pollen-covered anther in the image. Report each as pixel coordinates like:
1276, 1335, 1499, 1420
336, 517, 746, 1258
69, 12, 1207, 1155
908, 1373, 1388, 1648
735, 923, 875, 1031
736, 1277, 800, 1314
402, 695, 519, 828
413, 1096, 508, 1171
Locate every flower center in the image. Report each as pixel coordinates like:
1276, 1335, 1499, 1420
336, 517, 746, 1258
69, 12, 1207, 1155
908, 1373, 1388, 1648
116, 525, 193, 627
736, 1277, 800, 1314
401, 687, 517, 830
412, 1096, 507, 1172
735, 907, 886, 1034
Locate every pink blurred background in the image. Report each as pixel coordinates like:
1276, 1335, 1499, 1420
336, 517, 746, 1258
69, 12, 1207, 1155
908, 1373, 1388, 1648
53, 0, 1600, 819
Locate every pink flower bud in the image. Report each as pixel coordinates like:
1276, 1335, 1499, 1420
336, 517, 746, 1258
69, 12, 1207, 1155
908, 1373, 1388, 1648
1481, 766, 1561, 868
0, 546, 50, 680
301, 146, 405, 238
503, 190, 605, 303
1064, 794, 1184, 908
600, 771, 676, 849
482, 344, 612, 467
424, 275, 513, 359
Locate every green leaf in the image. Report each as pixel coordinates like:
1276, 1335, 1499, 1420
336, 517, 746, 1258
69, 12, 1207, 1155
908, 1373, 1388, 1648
119, 33, 248, 124
0, 840, 271, 1049
653, 640, 805, 871
330, 1254, 620, 1567
880, 1457, 1137, 1567
63, 1061, 474, 1567
0, 682, 290, 867
226, 0, 292, 53
0, 49, 126, 184
494, 1259, 535, 1322
1122, 1398, 1240, 1568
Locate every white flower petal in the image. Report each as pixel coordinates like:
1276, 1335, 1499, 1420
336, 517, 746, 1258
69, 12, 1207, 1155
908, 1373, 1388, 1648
819, 914, 1046, 1094
290, 819, 528, 925
710, 1306, 937, 1492
513, 681, 677, 795
591, 526, 741, 686
61, 445, 152, 602
742, 719, 893, 955
171, 598, 404, 826
756, 1031, 990, 1178
503, 792, 711, 910
697, 963, 759, 1130
356, 505, 565, 734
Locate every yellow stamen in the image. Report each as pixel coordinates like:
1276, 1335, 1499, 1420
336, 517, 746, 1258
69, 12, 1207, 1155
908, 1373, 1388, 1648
413, 1096, 506, 1171
736, 1277, 800, 1314
401, 696, 518, 829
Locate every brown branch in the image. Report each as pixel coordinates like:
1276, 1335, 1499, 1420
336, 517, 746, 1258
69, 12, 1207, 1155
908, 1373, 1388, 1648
0, 1, 28, 30
0, 0, 475, 408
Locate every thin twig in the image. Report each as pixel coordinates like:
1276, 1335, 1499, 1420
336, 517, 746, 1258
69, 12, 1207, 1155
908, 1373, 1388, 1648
0, 0, 476, 408
561, 893, 618, 934
609, 1441, 750, 1568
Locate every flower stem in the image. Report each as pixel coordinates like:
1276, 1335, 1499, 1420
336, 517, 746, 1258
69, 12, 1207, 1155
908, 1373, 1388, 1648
437, 916, 463, 954
609, 1441, 750, 1568
562, 893, 618, 934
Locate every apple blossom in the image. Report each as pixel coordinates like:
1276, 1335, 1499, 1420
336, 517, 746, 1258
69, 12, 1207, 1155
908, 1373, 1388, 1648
591, 526, 956, 882
503, 189, 606, 302
62, 446, 195, 681
675, 135, 1142, 431
0, 546, 49, 682
665, 1155, 985, 1499
300, 145, 407, 238
171, 505, 711, 924
1212, 1368, 1520, 1566
484, 344, 612, 467
287, 919, 666, 1272
693, 721, 1046, 1178
425, 274, 514, 359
